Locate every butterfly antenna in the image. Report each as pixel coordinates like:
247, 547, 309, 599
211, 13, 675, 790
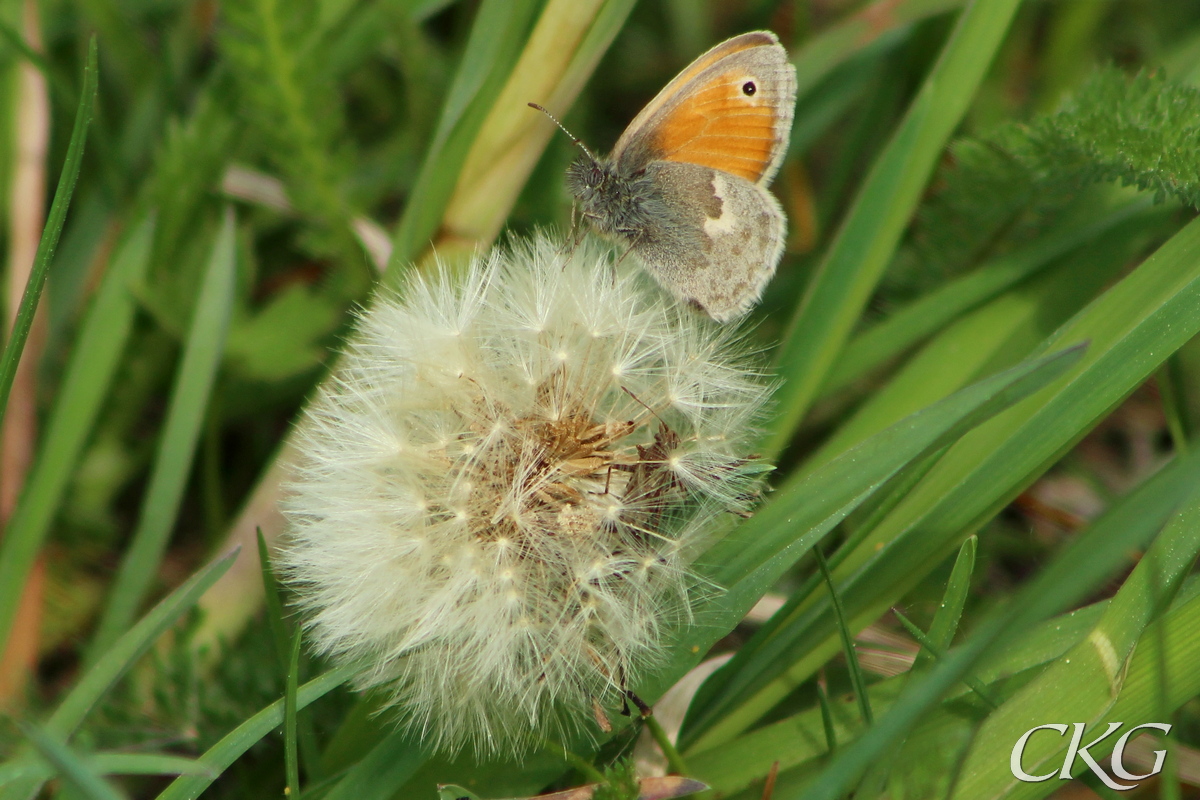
528, 102, 597, 161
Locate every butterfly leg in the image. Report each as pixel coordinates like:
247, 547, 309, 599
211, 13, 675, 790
559, 203, 585, 269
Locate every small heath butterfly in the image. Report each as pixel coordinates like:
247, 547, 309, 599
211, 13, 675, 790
537, 31, 796, 322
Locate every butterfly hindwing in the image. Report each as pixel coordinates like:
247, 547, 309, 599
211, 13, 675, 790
631, 162, 785, 322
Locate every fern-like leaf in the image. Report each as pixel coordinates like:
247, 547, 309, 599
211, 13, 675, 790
891, 66, 1200, 301
1035, 68, 1200, 209
219, 0, 362, 286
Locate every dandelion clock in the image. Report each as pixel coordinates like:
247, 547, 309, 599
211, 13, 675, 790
280, 235, 773, 756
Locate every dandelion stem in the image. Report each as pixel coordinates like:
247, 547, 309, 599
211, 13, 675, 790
643, 712, 690, 776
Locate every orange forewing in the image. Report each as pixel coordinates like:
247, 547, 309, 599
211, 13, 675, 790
651, 73, 781, 183
618, 32, 777, 145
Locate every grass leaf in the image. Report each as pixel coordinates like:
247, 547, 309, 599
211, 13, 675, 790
0, 36, 97, 653
764, 0, 1022, 458
88, 209, 239, 660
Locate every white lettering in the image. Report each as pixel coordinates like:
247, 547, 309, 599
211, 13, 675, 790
1060, 723, 1133, 791
1010, 724, 1068, 782
1110, 723, 1172, 781
1012, 722, 1172, 788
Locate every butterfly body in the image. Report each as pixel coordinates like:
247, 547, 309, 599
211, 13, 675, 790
564, 31, 797, 322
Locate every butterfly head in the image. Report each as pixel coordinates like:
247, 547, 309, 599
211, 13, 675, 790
564, 154, 610, 203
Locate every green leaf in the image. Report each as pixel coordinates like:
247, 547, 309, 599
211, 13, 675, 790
0, 552, 235, 800
285, 631, 302, 800
88, 209, 239, 661
17, 724, 123, 800
156, 664, 356, 800
224, 284, 338, 381
0, 37, 97, 654
1036, 68, 1200, 209
764, 0, 1023, 458
799, 446, 1200, 800
0, 213, 152, 651
949, 484, 1200, 798
662, 345, 1086, 740
319, 730, 428, 800
220, 0, 360, 276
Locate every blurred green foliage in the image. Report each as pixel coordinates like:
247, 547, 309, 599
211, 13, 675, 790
3, 0, 1200, 798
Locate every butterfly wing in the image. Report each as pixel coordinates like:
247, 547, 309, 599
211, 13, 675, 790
632, 161, 785, 322
611, 31, 797, 186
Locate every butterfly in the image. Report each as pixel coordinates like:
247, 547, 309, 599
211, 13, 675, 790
545, 31, 797, 322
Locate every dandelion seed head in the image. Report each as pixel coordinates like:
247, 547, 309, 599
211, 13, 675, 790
280, 234, 772, 756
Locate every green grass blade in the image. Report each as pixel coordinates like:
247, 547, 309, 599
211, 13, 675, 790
925, 535, 975, 656
854, 535, 982, 797
256, 530, 324, 781
88, 209, 239, 660
1070, 591, 1200, 795
688, 212, 1196, 747
87, 755, 213, 778
1159, 354, 1191, 454
799, 447, 1200, 800
17, 724, 124, 800
0, 37, 96, 431
811, 215, 1157, 469
0, 753, 213, 786
816, 681, 837, 755
948, 486, 1200, 798
893, 609, 997, 707
319, 731, 428, 800
816, 547, 872, 725
385, 0, 540, 276
683, 589, 1125, 795
0, 19, 77, 103
0, 37, 97, 654
764, 0, 1022, 459
820, 195, 1159, 396
654, 345, 1086, 728
679, 345, 1084, 748
710, 446, 950, 703
0, 552, 234, 799
840, 212, 1200, 616
46, 551, 238, 739
285, 631, 302, 799
257, 528, 291, 668
0, 212, 152, 631
789, 0, 965, 106
156, 664, 356, 800
697, 345, 1084, 597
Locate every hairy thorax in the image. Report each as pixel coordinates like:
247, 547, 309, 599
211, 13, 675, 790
565, 157, 662, 239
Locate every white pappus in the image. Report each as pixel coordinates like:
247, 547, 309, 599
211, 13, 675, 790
280, 234, 773, 756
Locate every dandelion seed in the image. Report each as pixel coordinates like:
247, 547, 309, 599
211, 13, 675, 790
280, 234, 773, 756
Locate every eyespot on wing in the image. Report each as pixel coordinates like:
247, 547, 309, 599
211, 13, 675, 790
653, 70, 786, 183
612, 32, 797, 186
